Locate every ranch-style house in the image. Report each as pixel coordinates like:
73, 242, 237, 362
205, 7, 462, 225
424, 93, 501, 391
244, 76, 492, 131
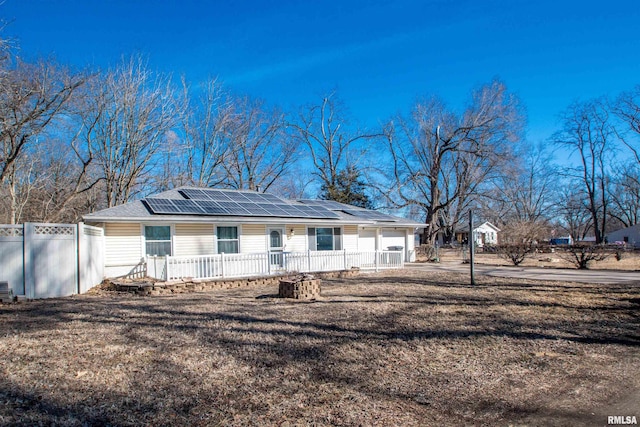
83, 187, 424, 280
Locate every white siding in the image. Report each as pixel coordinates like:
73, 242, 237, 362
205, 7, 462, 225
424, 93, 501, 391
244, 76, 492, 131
382, 229, 406, 250
174, 223, 214, 256
607, 224, 640, 247
343, 225, 358, 251
284, 224, 307, 252
358, 228, 377, 251
241, 224, 266, 253
104, 223, 142, 267
406, 228, 416, 261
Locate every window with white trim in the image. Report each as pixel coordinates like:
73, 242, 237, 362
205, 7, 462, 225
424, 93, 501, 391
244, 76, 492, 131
217, 226, 239, 253
308, 227, 342, 251
145, 225, 172, 256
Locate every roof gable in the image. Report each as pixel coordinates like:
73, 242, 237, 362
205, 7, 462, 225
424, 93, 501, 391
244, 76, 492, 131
475, 221, 501, 232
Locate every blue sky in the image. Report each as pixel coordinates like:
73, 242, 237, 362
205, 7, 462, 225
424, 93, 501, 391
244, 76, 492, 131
3, 0, 639, 145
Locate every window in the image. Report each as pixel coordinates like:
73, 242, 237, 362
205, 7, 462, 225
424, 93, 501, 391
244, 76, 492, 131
145, 226, 171, 256
270, 230, 282, 249
308, 227, 342, 251
217, 226, 239, 253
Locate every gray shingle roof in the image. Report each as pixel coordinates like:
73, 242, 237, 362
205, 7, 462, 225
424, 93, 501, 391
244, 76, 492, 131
83, 187, 424, 228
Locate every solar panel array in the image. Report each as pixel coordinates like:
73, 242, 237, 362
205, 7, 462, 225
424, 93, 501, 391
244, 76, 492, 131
180, 188, 282, 203
299, 199, 399, 222
342, 209, 398, 222
298, 199, 348, 210
143, 189, 341, 219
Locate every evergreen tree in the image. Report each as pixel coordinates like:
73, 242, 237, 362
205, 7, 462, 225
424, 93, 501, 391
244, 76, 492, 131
320, 165, 373, 209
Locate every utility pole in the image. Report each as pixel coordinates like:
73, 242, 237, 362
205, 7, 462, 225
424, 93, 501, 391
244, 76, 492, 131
469, 210, 475, 285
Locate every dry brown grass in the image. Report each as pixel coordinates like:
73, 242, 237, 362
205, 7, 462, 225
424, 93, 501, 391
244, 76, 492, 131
431, 248, 640, 270
1, 270, 639, 426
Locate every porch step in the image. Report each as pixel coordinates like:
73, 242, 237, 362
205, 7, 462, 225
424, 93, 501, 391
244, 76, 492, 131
0, 281, 14, 303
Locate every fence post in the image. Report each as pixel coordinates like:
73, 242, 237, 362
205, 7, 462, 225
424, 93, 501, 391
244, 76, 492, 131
267, 251, 271, 275
23, 223, 34, 299
307, 250, 311, 273
164, 255, 170, 281
375, 250, 379, 272
76, 223, 81, 294
221, 252, 226, 278
343, 249, 347, 270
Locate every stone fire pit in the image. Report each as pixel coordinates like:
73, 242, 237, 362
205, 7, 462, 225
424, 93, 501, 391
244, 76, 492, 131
279, 274, 321, 299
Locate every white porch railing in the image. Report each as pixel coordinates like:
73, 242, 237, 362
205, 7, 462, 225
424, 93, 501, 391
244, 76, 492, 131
148, 250, 404, 281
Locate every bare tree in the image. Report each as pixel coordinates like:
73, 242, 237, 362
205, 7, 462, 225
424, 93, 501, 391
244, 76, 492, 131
268, 165, 315, 200
489, 143, 556, 223
554, 185, 593, 241
608, 162, 640, 228
437, 149, 488, 243
1, 135, 103, 223
387, 80, 523, 245
78, 56, 180, 207
218, 96, 294, 191
177, 78, 232, 188
481, 142, 557, 246
0, 57, 85, 223
613, 85, 640, 164
290, 92, 384, 199
553, 98, 613, 243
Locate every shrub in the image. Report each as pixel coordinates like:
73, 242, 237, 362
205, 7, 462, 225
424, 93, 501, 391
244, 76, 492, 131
559, 244, 609, 269
497, 244, 535, 266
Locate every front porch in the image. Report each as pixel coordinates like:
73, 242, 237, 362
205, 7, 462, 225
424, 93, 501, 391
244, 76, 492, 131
147, 249, 404, 281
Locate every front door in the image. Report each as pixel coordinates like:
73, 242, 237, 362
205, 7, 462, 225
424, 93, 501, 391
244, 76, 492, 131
268, 228, 284, 267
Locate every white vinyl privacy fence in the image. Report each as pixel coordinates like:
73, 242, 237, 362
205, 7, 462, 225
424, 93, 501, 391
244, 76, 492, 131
0, 223, 104, 299
148, 250, 404, 281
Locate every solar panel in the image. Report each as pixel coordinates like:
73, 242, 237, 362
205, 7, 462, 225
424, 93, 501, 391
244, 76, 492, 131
197, 200, 228, 214
296, 205, 318, 213
172, 199, 205, 213
179, 189, 210, 200
206, 189, 233, 200
240, 192, 265, 202
265, 204, 289, 215
260, 193, 282, 203
281, 205, 306, 216
237, 203, 270, 215
144, 198, 181, 214
216, 201, 251, 215
316, 209, 341, 219
285, 204, 340, 219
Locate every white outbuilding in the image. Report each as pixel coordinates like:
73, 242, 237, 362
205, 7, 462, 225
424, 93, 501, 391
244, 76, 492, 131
606, 224, 640, 248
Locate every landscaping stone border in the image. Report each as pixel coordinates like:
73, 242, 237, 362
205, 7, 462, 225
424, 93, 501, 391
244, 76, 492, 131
108, 268, 359, 296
